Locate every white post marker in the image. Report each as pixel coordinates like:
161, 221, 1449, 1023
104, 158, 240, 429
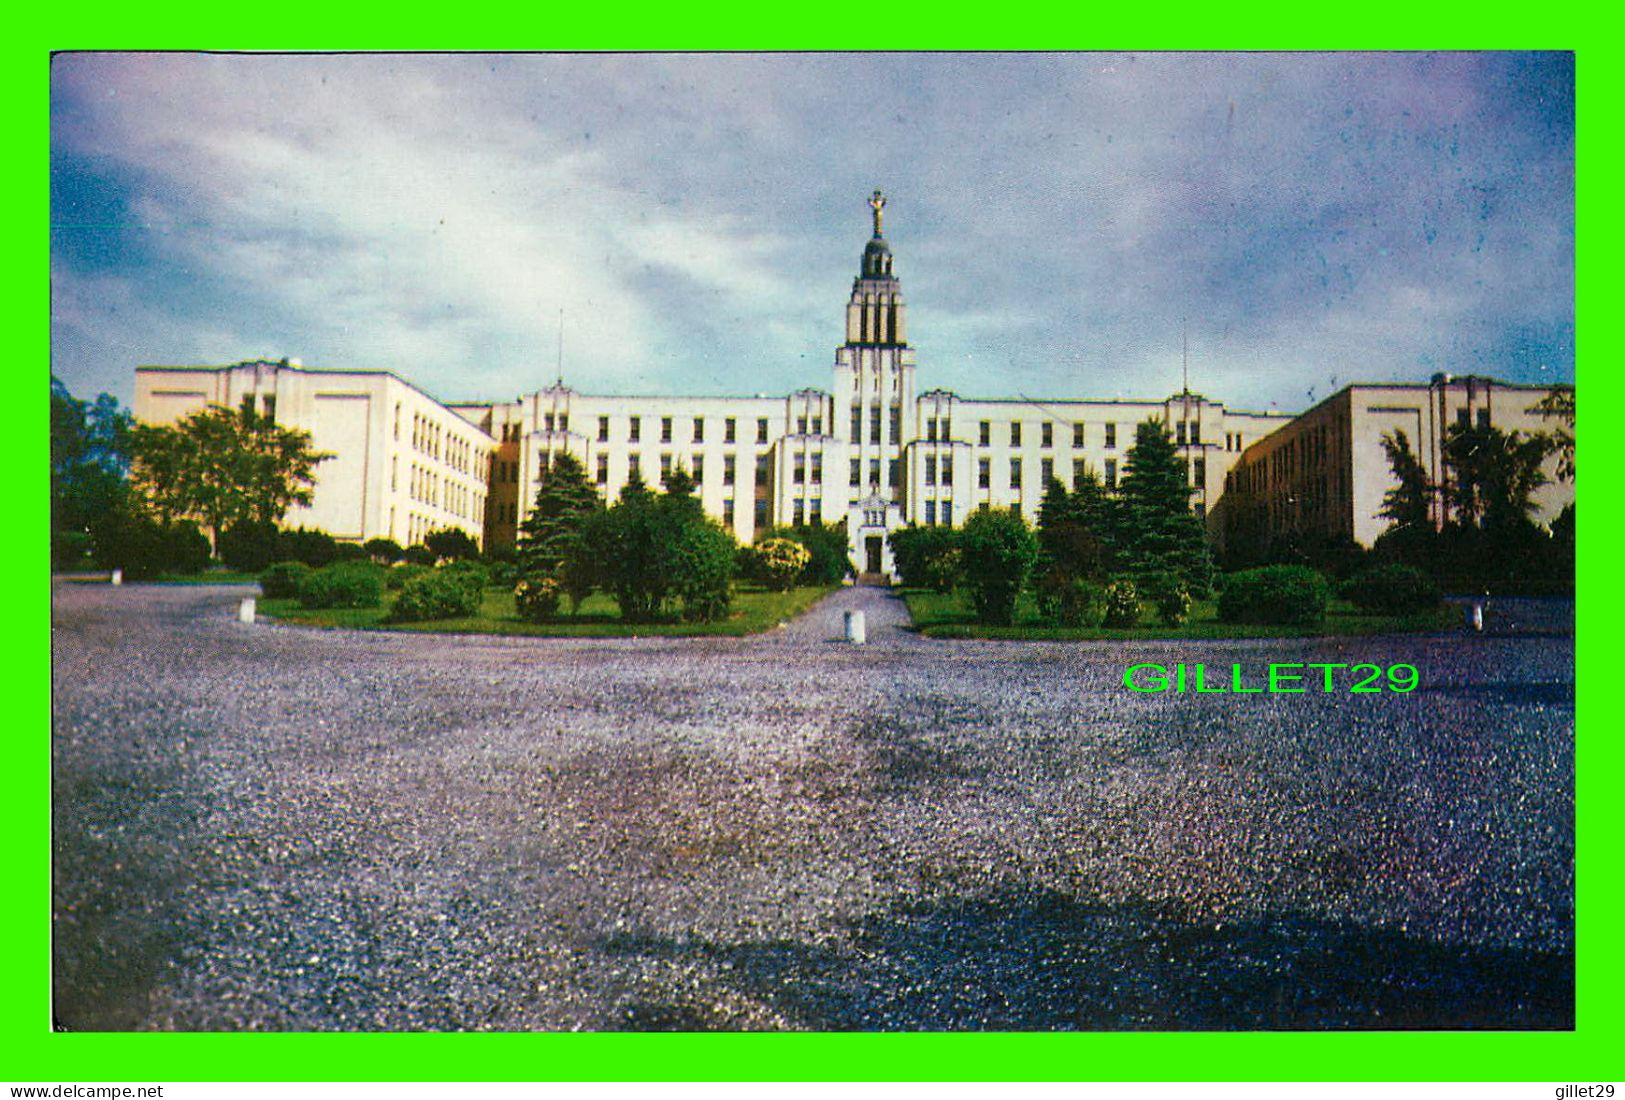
238, 596, 257, 624
110, 568, 123, 586
1467, 601, 1484, 631
845, 609, 866, 645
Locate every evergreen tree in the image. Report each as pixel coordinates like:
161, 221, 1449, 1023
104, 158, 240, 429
1441, 424, 1554, 530
516, 452, 602, 581
1116, 419, 1214, 595
1377, 429, 1433, 532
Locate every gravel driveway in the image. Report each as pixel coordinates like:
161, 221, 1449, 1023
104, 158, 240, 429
51, 582, 1575, 1031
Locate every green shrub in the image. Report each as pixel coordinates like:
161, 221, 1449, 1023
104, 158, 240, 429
297, 560, 384, 609
1218, 565, 1329, 625
1102, 579, 1142, 628
1034, 569, 1103, 627
278, 527, 340, 567
485, 560, 519, 589
890, 525, 962, 592
757, 523, 852, 584
219, 521, 281, 572
958, 509, 1038, 626
671, 521, 737, 622
386, 562, 430, 590
90, 511, 210, 579
402, 543, 437, 566
390, 566, 483, 621
363, 537, 405, 563
1140, 571, 1192, 626
439, 559, 490, 589
424, 527, 480, 561
755, 538, 811, 592
259, 560, 312, 599
1340, 563, 1441, 614
514, 576, 563, 622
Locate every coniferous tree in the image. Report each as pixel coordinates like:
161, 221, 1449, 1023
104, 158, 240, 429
1116, 418, 1214, 596
516, 452, 602, 582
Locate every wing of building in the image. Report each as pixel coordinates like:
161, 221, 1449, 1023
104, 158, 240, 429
132, 196, 1571, 576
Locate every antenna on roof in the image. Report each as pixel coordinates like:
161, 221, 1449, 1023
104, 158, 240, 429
1182, 317, 1189, 397
556, 308, 565, 387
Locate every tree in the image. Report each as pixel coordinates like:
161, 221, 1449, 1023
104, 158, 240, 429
1377, 430, 1433, 532
129, 403, 330, 554
516, 452, 602, 591
1535, 386, 1575, 483
1116, 419, 1213, 596
1441, 424, 1555, 530
51, 377, 134, 567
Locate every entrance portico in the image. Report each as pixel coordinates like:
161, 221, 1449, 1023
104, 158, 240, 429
848, 493, 903, 582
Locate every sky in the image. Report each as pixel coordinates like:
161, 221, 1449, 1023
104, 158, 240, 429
50, 52, 1574, 415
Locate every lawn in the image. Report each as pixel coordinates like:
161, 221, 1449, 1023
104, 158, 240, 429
901, 588, 1463, 640
257, 583, 841, 637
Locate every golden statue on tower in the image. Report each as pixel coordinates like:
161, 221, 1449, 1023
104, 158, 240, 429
869, 190, 886, 237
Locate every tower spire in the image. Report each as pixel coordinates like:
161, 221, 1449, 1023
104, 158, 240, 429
869, 189, 886, 238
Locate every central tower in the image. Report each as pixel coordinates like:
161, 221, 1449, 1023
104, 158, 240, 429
833, 190, 917, 579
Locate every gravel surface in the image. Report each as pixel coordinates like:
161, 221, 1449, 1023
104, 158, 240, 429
51, 582, 1575, 1031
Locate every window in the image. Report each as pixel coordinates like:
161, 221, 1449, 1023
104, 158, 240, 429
240, 394, 255, 418
793, 500, 804, 526
544, 413, 555, 432
869, 459, 880, 486
942, 457, 953, 486
723, 455, 736, 485
925, 500, 937, 525
888, 459, 899, 485
1105, 458, 1118, 489
1010, 458, 1023, 489
926, 418, 938, 442
559, 414, 569, 433
1105, 423, 1117, 449
1477, 408, 1490, 429
598, 416, 610, 442
1457, 408, 1471, 428
1041, 422, 1052, 448
725, 418, 736, 444
889, 408, 901, 444
850, 458, 861, 486
851, 408, 862, 440
758, 418, 770, 443
1189, 421, 1199, 445
810, 500, 822, 524
661, 417, 672, 443
812, 416, 822, 435
755, 499, 769, 526
694, 419, 705, 443
942, 502, 953, 526
1011, 422, 1022, 446
723, 499, 734, 526
811, 455, 823, 484
659, 454, 672, 483
596, 455, 608, 484
628, 454, 641, 481
794, 455, 805, 484
1041, 458, 1054, 485
797, 416, 808, 435
1073, 422, 1085, 447
261, 395, 276, 423
692, 455, 704, 484
1193, 457, 1206, 485
1176, 421, 1187, 445
870, 407, 881, 445
925, 456, 937, 485
629, 418, 641, 443
979, 421, 990, 446
978, 457, 991, 488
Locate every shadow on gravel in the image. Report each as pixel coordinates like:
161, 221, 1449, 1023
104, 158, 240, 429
601, 888, 1573, 1031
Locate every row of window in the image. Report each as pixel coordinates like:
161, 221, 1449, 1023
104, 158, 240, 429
598, 415, 767, 446
239, 393, 277, 423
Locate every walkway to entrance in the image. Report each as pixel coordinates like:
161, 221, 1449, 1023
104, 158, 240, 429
769, 582, 916, 646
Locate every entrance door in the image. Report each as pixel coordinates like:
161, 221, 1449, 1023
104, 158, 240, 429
865, 535, 883, 575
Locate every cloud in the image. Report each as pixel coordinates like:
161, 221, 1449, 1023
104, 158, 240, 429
50, 52, 1572, 415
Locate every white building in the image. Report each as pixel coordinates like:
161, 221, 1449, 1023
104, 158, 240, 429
135, 194, 1292, 575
